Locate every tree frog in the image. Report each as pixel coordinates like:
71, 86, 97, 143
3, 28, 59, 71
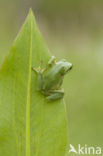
32, 56, 72, 101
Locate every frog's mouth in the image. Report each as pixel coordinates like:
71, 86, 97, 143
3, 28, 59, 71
69, 65, 72, 70
67, 65, 73, 72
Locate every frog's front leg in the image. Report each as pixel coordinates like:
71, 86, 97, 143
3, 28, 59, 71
32, 66, 46, 74
32, 67, 43, 91
47, 90, 64, 101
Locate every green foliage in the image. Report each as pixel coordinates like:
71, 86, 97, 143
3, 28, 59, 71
0, 10, 68, 156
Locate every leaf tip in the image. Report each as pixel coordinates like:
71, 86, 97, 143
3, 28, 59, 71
28, 8, 36, 23
28, 8, 35, 18
29, 8, 33, 14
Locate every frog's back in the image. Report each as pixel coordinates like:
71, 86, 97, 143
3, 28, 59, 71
42, 66, 63, 91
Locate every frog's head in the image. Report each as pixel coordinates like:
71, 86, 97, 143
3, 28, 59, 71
60, 60, 72, 75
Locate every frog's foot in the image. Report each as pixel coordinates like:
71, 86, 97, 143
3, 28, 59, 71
32, 66, 46, 74
32, 59, 47, 73
46, 90, 64, 101
32, 66, 40, 73
48, 56, 56, 66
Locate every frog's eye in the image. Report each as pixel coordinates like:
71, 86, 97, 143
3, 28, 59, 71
48, 56, 56, 65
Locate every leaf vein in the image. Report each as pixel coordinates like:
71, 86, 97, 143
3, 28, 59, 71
26, 14, 32, 156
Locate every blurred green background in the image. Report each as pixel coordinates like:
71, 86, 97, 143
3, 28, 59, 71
0, 0, 103, 155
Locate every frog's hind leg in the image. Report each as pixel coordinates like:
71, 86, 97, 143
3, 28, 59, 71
47, 90, 64, 101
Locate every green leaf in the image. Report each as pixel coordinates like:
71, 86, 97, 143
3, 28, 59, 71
0, 9, 68, 156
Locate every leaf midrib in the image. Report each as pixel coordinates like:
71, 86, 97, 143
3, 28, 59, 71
26, 14, 32, 156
